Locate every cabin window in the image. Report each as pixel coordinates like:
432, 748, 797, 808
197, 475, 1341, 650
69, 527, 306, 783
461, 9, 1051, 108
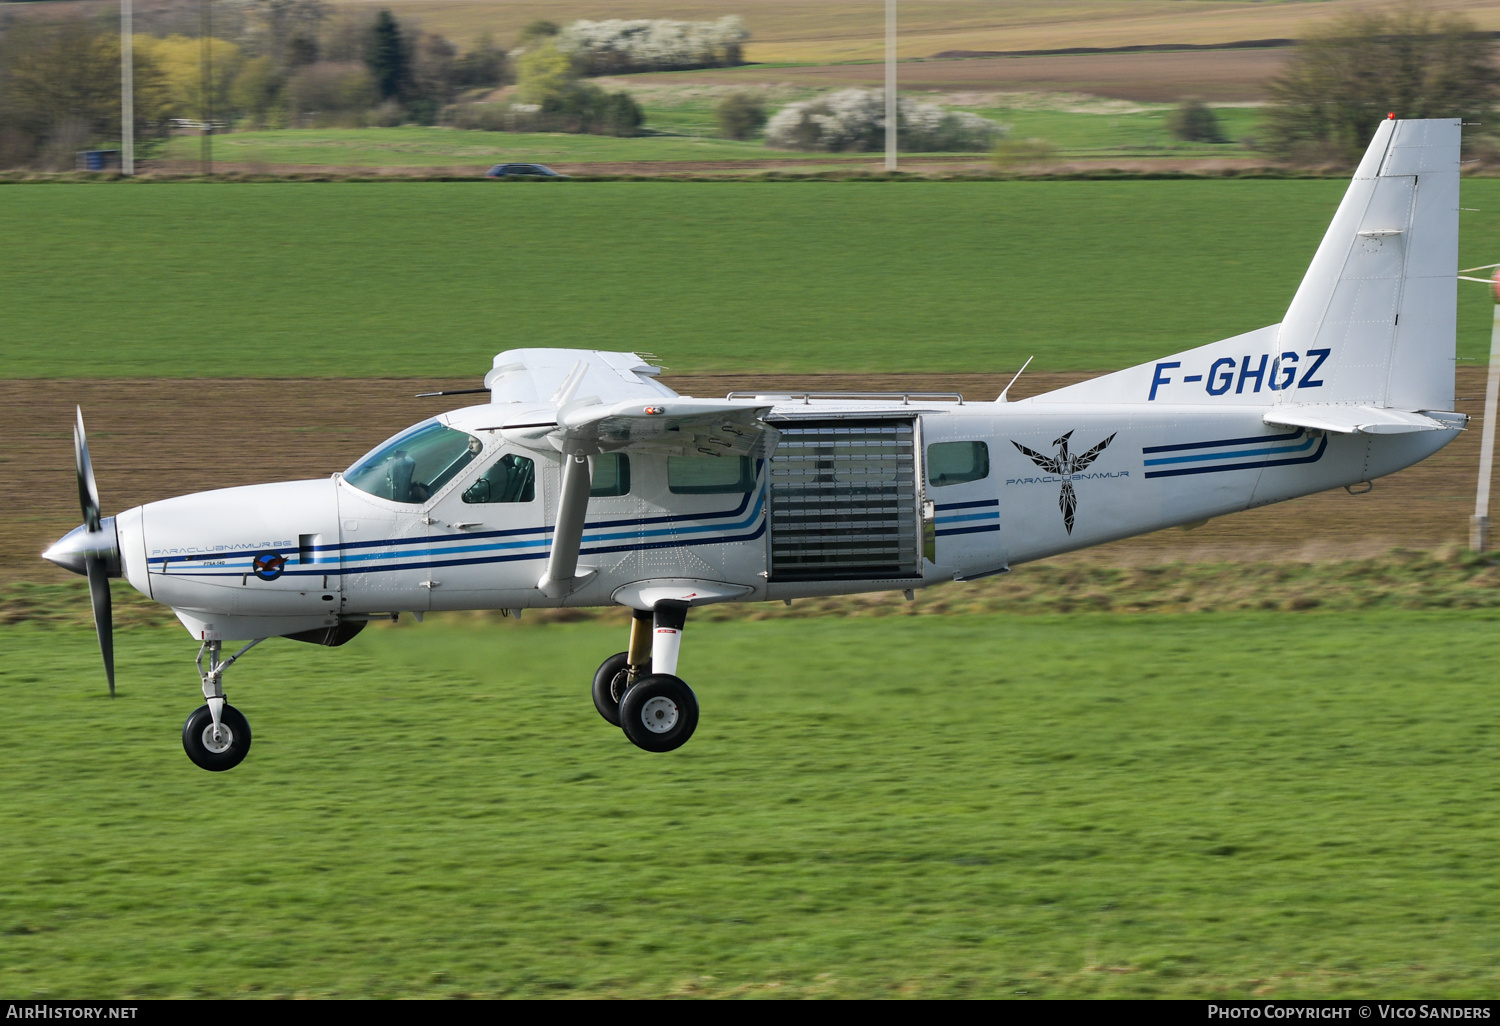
463, 453, 536, 503
344, 421, 481, 503
668, 455, 755, 494
927, 441, 989, 487
591, 453, 631, 497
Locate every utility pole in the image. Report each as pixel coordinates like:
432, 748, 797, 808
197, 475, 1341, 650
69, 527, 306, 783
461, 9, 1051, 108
1471, 270, 1500, 551
120, 0, 133, 175
201, 0, 213, 174
885, 0, 896, 171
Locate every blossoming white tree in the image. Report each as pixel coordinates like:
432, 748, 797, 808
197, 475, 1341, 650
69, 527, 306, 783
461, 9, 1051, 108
557, 17, 749, 75
765, 89, 1002, 152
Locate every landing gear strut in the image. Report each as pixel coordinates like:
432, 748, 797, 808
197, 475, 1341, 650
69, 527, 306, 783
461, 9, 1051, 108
592, 601, 698, 752
182, 639, 259, 771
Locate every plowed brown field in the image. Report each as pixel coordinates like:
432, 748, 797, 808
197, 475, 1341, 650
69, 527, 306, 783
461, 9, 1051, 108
627, 48, 1289, 103
8, 369, 1490, 585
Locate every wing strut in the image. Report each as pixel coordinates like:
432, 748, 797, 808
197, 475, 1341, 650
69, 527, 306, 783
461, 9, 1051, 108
538, 451, 594, 599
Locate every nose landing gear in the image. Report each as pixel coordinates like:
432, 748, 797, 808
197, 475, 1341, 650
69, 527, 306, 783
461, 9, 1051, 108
592, 601, 698, 752
182, 639, 261, 771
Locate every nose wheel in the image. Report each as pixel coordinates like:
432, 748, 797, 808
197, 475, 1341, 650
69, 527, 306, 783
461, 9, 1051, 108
593, 601, 699, 752
181, 638, 263, 771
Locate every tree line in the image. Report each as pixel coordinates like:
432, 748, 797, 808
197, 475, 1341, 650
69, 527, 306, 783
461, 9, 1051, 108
1264, 6, 1499, 164
0, 5, 685, 167
1160, 7, 1497, 164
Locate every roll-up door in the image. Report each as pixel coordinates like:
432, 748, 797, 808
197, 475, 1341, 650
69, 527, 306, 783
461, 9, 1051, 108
768, 418, 919, 581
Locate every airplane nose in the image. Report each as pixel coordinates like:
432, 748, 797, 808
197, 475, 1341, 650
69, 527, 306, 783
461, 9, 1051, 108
42, 517, 121, 578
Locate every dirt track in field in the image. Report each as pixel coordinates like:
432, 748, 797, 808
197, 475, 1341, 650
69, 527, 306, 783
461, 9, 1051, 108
625, 49, 1290, 103
6, 369, 1491, 586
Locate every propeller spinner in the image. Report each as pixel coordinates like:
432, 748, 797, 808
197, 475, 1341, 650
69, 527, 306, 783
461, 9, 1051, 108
41, 408, 121, 695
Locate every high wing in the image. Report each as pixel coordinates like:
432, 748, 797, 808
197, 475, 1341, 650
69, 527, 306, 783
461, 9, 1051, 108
484, 349, 778, 458
557, 398, 779, 459
479, 349, 779, 598
484, 348, 677, 406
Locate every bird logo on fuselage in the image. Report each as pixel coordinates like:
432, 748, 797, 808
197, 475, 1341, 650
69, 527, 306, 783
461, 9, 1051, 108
1010, 430, 1117, 534
252, 551, 288, 581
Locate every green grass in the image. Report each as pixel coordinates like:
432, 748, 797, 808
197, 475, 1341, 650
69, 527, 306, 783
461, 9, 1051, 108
7, 179, 1500, 378
3, 610, 1500, 997
960, 103, 1266, 157
11, 548, 1500, 629
159, 104, 1269, 168
159, 126, 831, 168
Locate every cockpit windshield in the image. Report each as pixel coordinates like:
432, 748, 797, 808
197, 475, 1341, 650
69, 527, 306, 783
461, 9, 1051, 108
344, 420, 481, 503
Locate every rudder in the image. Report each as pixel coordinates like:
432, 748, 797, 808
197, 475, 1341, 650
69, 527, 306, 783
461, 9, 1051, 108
1276, 117, 1460, 412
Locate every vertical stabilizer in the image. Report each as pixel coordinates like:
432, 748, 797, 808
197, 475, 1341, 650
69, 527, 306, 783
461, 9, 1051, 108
1277, 117, 1460, 411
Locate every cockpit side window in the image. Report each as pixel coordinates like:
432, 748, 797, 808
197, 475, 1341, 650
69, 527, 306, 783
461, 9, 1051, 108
463, 453, 536, 503
345, 421, 482, 503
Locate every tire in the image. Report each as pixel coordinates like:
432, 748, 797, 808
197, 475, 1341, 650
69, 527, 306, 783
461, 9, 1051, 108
592, 651, 632, 727
182, 704, 252, 772
618, 674, 698, 753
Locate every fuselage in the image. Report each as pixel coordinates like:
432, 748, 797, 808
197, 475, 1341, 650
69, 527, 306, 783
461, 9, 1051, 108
104, 393, 1458, 642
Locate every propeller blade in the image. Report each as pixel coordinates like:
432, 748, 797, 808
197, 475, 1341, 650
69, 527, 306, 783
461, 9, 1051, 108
74, 407, 101, 533
85, 552, 115, 696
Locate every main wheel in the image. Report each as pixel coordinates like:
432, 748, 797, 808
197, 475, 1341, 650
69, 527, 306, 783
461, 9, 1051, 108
592, 651, 632, 727
618, 674, 698, 753
182, 704, 252, 772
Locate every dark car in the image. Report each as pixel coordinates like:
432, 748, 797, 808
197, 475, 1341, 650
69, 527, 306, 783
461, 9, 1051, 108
484, 163, 567, 179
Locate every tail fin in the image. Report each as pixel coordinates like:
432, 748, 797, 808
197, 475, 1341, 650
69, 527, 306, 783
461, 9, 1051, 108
1026, 118, 1460, 411
1277, 117, 1459, 411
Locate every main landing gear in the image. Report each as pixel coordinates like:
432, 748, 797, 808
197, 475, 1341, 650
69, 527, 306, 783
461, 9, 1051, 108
592, 601, 699, 753
182, 639, 260, 771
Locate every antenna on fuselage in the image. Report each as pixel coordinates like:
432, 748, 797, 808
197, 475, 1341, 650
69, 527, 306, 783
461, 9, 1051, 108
997, 355, 1034, 403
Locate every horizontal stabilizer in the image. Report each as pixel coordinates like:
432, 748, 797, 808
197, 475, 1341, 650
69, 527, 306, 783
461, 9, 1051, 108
1262, 405, 1465, 435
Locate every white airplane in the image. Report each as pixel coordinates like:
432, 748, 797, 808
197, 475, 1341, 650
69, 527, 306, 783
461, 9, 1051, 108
46, 117, 1468, 770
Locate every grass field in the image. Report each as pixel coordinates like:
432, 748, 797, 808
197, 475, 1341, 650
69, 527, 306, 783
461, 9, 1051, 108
3, 610, 1500, 997
158, 126, 823, 168
956, 101, 1263, 156
11, 547, 1500, 629
616, 90, 1268, 159
6, 180, 1500, 379
155, 105, 1266, 170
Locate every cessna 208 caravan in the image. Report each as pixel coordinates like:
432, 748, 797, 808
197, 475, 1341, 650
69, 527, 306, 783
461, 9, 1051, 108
46, 117, 1469, 770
